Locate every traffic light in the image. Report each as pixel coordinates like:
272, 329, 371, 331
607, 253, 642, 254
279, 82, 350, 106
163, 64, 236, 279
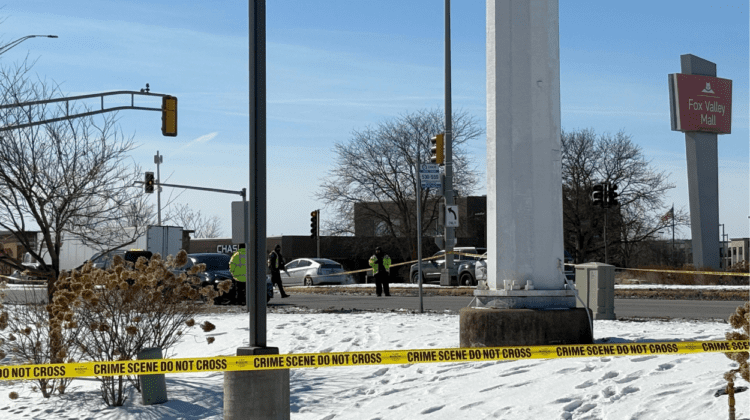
145, 172, 155, 194
310, 210, 319, 238
161, 95, 177, 137
591, 183, 604, 207
606, 182, 619, 207
430, 133, 444, 165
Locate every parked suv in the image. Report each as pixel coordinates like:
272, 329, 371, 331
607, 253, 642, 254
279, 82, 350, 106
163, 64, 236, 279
409, 247, 486, 284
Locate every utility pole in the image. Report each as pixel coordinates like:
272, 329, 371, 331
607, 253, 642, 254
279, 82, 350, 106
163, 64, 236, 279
440, 0, 455, 286
154, 151, 163, 225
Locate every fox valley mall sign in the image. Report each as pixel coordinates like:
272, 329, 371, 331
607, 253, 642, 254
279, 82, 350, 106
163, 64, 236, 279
669, 73, 732, 134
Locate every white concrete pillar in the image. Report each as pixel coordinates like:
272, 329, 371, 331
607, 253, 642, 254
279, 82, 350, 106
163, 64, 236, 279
486, 0, 565, 291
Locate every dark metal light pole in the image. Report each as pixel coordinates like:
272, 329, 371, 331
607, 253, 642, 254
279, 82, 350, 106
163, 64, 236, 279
0, 35, 58, 56
248, 0, 267, 348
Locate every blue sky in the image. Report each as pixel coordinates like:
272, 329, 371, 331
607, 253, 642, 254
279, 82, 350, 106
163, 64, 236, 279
2, 0, 748, 241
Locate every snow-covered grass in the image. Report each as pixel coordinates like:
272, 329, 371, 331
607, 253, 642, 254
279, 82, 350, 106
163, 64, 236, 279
0, 310, 747, 419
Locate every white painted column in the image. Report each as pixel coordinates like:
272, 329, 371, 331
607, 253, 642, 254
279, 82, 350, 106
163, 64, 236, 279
486, 0, 565, 291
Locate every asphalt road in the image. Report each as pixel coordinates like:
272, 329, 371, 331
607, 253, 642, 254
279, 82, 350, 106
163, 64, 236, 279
270, 293, 746, 320
3, 285, 744, 320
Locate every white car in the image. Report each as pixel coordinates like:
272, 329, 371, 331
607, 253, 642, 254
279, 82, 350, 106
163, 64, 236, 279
277, 258, 352, 286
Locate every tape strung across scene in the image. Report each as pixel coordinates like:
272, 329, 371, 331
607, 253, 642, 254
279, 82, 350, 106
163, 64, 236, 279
615, 267, 750, 277
0, 340, 746, 381
295, 250, 749, 280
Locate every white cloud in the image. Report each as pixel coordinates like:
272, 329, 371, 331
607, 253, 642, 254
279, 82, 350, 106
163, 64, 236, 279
193, 132, 219, 144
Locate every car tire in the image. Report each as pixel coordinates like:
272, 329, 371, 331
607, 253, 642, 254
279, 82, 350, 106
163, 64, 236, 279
304, 277, 313, 286
410, 271, 422, 284
460, 272, 475, 287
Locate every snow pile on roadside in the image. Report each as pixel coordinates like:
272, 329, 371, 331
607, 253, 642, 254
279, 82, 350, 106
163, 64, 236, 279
0, 312, 746, 419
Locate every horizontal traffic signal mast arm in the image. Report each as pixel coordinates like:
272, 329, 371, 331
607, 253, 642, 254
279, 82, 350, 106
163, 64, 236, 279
0, 90, 174, 132
134, 180, 245, 197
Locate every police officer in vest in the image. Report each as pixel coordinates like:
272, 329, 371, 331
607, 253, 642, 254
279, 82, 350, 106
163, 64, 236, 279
369, 247, 392, 297
268, 244, 290, 298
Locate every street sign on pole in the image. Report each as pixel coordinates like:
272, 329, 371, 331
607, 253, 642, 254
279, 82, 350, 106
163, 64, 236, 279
445, 205, 459, 227
420, 164, 442, 189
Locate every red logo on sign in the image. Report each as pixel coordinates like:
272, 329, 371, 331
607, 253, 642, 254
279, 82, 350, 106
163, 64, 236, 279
670, 74, 732, 134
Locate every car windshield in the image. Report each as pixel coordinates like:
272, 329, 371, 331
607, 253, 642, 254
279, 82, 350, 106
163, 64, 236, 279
190, 254, 230, 271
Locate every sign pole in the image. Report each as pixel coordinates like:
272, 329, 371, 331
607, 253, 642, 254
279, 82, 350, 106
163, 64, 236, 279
668, 54, 731, 269
441, 0, 455, 286
416, 148, 423, 313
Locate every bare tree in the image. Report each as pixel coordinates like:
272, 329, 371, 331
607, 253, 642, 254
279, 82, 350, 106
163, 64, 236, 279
561, 128, 688, 266
317, 109, 481, 259
163, 203, 223, 238
0, 61, 152, 290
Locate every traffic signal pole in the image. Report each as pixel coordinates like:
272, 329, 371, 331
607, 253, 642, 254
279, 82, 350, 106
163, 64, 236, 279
440, 0, 455, 286
0, 90, 176, 133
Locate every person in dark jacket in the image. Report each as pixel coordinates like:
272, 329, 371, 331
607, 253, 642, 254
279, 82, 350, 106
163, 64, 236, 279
268, 244, 290, 298
368, 247, 392, 297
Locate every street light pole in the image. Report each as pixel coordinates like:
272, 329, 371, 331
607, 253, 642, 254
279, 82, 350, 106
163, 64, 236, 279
0, 35, 58, 56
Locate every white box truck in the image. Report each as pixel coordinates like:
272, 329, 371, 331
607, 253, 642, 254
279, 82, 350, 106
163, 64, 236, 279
25, 226, 185, 272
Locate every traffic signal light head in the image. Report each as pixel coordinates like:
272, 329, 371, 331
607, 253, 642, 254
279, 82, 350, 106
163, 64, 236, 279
145, 172, 155, 194
430, 133, 444, 165
591, 183, 604, 207
606, 183, 619, 207
161, 95, 177, 137
310, 210, 318, 238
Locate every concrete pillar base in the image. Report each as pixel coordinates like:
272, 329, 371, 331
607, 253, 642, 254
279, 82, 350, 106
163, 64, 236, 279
224, 347, 290, 420
460, 307, 592, 348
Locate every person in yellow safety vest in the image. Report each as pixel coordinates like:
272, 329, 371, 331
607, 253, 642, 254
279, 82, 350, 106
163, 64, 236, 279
369, 246, 391, 297
268, 244, 290, 298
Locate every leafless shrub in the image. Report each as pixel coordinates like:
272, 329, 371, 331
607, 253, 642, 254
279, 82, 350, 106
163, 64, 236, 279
0, 279, 79, 399
51, 249, 225, 406
724, 302, 749, 420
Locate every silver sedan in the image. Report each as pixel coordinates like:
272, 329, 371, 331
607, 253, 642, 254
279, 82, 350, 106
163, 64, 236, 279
277, 258, 352, 286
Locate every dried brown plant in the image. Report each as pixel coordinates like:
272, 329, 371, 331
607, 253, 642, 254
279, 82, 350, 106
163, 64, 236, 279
723, 301, 749, 420
55, 249, 225, 406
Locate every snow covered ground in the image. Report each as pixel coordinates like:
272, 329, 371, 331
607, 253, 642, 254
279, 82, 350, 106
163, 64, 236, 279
0, 308, 747, 419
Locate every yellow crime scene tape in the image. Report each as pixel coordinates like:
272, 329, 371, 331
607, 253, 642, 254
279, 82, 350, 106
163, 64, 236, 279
0, 340, 747, 381
617, 267, 750, 277
304, 251, 748, 281
300, 250, 483, 280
